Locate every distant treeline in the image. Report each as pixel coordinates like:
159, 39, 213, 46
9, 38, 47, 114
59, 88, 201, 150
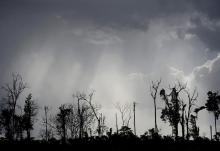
0, 73, 220, 145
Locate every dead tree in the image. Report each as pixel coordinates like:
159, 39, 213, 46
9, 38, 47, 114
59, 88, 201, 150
115, 102, 132, 128
44, 106, 49, 141
185, 88, 198, 140
150, 79, 161, 132
73, 93, 86, 138
73, 92, 96, 138
115, 113, 118, 134
40, 106, 55, 140
41, 106, 51, 141
67, 104, 79, 139
81, 91, 106, 137
180, 100, 186, 139
133, 102, 136, 135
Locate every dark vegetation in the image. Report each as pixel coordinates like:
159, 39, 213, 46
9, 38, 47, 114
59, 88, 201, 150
0, 73, 220, 150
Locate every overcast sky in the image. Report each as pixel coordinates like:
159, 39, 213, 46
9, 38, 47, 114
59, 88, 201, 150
1, 0, 220, 138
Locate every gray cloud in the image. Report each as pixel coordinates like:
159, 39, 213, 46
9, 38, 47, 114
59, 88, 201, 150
188, 14, 220, 51
1, 0, 220, 137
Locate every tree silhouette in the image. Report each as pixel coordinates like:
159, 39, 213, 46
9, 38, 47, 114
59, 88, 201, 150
72, 92, 96, 138
185, 88, 198, 140
55, 104, 71, 143
205, 91, 220, 136
81, 91, 107, 137
189, 114, 199, 139
150, 79, 161, 133
141, 128, 162, 140
14, 114, 24, 140
1, 73, 27, 140
119, 126, 134, 137
115, 103, 132, 127
23, 93, 38, 141
43, 106, 49, 141
0, 107, 13, 140
67, 104, 79, 139
40, 106, 55, 141
180, 100, 186, 139
160, 81, 186, 139
2, 73, 220, 148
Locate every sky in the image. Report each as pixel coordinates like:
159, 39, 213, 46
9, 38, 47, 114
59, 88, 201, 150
0, 0, 220, 138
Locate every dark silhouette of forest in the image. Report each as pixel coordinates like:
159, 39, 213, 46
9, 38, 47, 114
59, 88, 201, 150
0, 73, 220, 151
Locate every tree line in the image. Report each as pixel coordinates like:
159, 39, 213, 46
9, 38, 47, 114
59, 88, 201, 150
0, 73, 220, 144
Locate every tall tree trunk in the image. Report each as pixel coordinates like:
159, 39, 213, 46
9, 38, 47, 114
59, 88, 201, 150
45, 107, 48, 141
12, 104, 16, 140
77, 99, 82, 139
97, 119, 101, 137
27, 130, 30, 141
181, 109, 185, 139
186, 120, 189, 140
133, 102, 137, 135
214, 113, 217, 136
62, 119, 66, 144
115, 113, 118, 134
174, 122, 178, 140
154, 100, 158, 132
181, 122, 185, 139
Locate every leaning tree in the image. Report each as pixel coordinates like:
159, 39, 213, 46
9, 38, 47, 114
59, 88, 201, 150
82, 91, 107, 137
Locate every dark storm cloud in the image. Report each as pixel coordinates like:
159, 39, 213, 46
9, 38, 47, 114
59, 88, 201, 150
188, 15, 220, 52
0, 0, 193, 30
192, 0, 220, 20
186, 0, 220, 52
1, 0, 220, 54
1, 0, 220, 27
1, 0, 220, 137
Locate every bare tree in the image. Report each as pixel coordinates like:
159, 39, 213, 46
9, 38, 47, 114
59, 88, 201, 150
115, 113, 118, 134
1, 73, 27, 140
180, 100, 186, 139
40, 106, 55, 141
40, 114, 56, 140
73, 93, 86, 138
72, 92, 96, 138
115, 102, 132, 128
133, 102, 137, 135
82, 91, 107, 137
73, 92, 86, 138
150, 79, 161, 132
185, 88, 198, 140
44, 106, 49, 141
67, 104, 79, 139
